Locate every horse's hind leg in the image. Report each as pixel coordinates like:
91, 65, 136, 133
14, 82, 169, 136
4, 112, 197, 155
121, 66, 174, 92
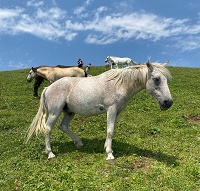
59, 112, 83, 149
45, 114, 60, 160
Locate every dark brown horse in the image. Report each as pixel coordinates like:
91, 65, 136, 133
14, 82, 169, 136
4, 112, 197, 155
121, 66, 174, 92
27, 65, 87, 98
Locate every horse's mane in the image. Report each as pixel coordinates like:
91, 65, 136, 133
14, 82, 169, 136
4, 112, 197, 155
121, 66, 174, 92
106, 63, 171, 89
33, 65, 75, 70
32, 65, 49, 71
150, 62, 172, 80
54, 65, 75, 68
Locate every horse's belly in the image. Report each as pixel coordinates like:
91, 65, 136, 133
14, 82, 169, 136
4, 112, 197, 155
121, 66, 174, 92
67, 102, 106, 116
65, 79, 108, 116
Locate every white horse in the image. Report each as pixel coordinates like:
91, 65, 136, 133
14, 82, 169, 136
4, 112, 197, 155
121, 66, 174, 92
26, 59, 173, 164
105, 56, 138, 69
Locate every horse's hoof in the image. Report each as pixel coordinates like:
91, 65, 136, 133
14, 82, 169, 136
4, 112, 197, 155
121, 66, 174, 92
75, 142, 83, 149
48, 157, 55, 161
106, 159, 116, 164
76, 144, 83, 150
48, 152, 56, 161
48, 155, 56, 161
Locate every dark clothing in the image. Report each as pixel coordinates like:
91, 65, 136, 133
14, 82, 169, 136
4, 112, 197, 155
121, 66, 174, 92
78, 60, 84, 68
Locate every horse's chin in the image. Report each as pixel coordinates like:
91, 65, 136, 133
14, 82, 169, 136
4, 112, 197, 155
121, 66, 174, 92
160, 105, 168, 111
159, 104, 172, 111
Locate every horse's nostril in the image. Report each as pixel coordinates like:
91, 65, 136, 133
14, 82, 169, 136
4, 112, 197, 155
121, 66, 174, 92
164, 99, 173, 107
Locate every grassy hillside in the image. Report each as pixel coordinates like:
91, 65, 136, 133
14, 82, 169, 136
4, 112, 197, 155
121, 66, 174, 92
0, 66, 200, 190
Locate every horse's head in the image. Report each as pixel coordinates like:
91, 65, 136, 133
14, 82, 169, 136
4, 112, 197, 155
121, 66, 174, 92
105, 56, 110, 63
146, 59, 173, 110
27, 67, 37, 82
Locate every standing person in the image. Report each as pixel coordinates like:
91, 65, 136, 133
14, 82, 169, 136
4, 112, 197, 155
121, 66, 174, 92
86, 63, 91, 75
77, 58, 84, 68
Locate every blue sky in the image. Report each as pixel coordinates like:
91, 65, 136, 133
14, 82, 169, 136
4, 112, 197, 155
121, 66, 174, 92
0, 0, 200, 71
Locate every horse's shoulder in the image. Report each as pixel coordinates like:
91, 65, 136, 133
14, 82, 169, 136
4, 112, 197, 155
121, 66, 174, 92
44, 67, 51, 71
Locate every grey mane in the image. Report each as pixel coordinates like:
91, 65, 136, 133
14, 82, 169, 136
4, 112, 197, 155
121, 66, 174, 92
151, 63, 172, 80
106, 63, 171, 89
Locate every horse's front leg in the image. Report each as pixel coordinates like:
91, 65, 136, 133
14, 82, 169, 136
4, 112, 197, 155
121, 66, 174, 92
104, 108, 120, 164
33, 84, 39, 98
34, 77, 44, 98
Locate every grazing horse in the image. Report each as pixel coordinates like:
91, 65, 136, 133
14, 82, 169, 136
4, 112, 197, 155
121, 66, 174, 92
105, 56, 138, 69
26, 59, 173, 163
27, 65, 87, 97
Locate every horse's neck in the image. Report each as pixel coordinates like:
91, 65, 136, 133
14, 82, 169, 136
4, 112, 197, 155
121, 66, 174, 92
111, 56, 116, 60
117, 67, 147, 96
37, 67, 50, 79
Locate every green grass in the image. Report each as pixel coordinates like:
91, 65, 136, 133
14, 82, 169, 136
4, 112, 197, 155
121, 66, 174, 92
0, 66, 200, 190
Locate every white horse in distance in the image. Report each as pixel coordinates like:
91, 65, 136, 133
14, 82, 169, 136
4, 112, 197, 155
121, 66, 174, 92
105, 56, 138, 69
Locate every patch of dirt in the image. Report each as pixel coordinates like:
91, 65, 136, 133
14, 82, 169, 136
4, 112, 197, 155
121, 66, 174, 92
187, 114, 200, 124
121, 158, 153, 170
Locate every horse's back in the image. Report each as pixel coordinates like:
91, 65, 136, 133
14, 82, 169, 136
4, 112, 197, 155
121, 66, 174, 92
48, 67, 85, 82
47, 74, 107, 100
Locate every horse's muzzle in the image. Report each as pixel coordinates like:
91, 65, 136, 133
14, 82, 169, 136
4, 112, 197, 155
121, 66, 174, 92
160, 99, 173, 110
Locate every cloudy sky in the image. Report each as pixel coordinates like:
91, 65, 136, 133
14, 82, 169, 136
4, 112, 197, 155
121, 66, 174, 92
0, 0, 200, 71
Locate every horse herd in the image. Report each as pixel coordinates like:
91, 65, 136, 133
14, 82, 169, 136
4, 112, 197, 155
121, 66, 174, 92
26, 57, 173, 164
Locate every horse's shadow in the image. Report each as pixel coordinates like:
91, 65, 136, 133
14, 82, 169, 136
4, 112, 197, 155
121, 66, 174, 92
52, 138, 179, 167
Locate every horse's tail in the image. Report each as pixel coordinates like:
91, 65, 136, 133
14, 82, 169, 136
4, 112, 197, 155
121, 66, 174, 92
131, 59, 138, 65
26, 87, 48, 143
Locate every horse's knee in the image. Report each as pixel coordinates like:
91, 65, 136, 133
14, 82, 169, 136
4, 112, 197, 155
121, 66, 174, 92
58, 124, 68, 131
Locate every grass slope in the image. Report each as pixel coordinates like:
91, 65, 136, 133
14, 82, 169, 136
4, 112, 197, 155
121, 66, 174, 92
0, 66, 200, 190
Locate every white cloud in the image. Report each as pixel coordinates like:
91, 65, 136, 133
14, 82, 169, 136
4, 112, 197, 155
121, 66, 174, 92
0, 8, 23, 18
0, 5, 69, 41
73, 0, 93, 18
0, 1, 200, 52
65, 11, 193, 44
27, 0, 44, 7
175, 36, 200, 51
8, 60, 28, 69
0, 8, 24, 34
85, 34, 118, 44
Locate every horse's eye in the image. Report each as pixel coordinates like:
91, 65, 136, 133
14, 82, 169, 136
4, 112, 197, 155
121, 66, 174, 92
153, 77, 160, 86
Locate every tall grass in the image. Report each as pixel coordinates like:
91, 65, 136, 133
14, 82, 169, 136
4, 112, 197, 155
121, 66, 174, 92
0, 66, 200, 190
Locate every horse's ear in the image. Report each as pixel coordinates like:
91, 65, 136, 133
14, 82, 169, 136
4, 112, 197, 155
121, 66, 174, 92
146, 58, 153, 72
163, 60, 170, 66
